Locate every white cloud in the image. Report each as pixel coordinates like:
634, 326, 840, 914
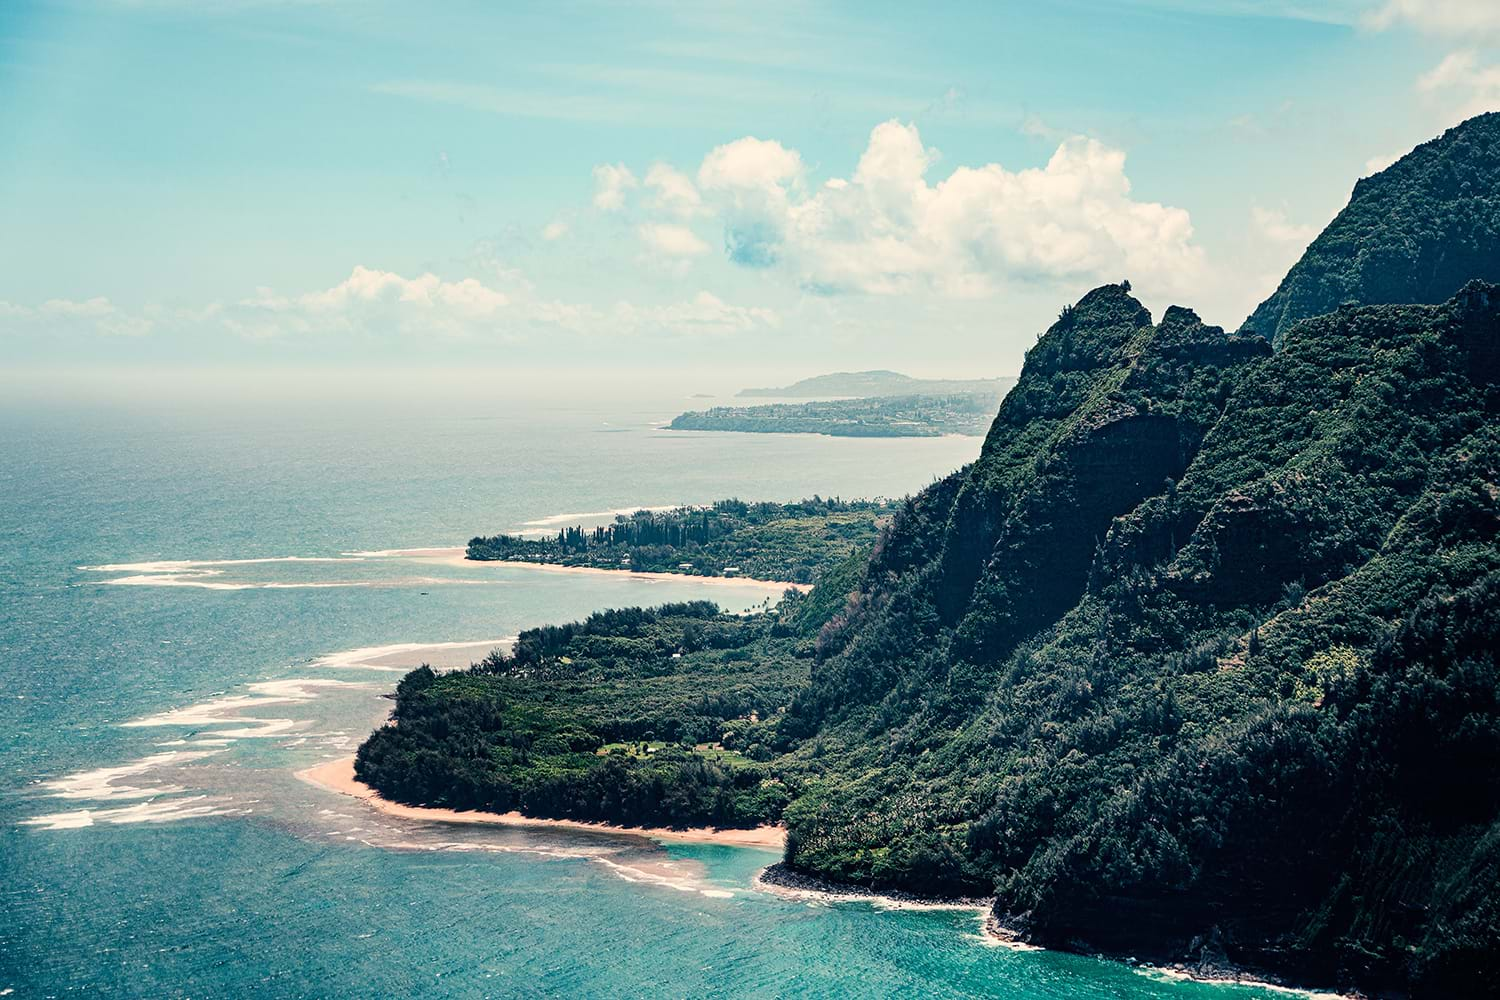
592, 163, 638, 212
1, 295, 153, 337
685, 119, 1205, 296
1419, 49, 1480, 90
4, 260, 782, 351
1363, 150, 1403, 174
291, 266, 508, 316
637, 222, 709, 257
541, 221, 569, 241
1415, 48, 1500, 121
225, 266, 511, 340
1250, 206, 1319, 246
643, 163, 703, 218
209, 265, 776, 342
1366, 0, 1500, 38
698, 136, 804, 191
522, 290, 778, 338
1365, 1, 1500, 126
39, 296, 116, 318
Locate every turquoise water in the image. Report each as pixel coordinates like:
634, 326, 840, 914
2, 385, 1304, 998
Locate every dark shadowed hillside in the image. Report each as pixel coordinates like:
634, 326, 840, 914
362, 117, 1500, 997
1241, 112, 1500, 346
777, 288, 1499, 994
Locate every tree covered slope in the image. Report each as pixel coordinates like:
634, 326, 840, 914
358, 116, 1500, 997
779, 281, 1500, 994
1241, 112, 1500, 346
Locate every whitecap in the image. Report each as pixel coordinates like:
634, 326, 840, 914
21, 796, 239, 830
39, 749, 227, 801
122, 677, 373, 739
80, 556, 367, 574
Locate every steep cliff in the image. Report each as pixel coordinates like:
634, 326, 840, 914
776, 119, 1500, 995
1241, 112, 1500, 347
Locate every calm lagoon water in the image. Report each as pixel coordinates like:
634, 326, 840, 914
1, 382, 1308, 998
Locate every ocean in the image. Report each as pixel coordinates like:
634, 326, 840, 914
0, 377, 1312, 998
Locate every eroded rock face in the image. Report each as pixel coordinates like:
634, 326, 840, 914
945, 294, 1270, 662
785, 283, 1500, 995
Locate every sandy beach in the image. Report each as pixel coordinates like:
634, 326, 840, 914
362, 546, 813, 593
297, 756, 787, 850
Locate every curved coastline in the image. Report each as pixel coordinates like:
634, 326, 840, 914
753, 863, 1359, 999
296, 755, 787, 850
364, 546, 814, 592
754, 861, 996, 915
301, 763, 1356, 997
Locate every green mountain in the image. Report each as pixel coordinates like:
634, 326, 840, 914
1241, 112, 1500, 346
766, 119, 1500, 992
738, 370, 1015, 398
780, 280, 1498, 994
358, 117, 1500, 996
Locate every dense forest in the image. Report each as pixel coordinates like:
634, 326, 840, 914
668, 392, 1007, 437
467, 497, 894, 584
355, 600, 814, 828
361, 114, 1500, 996
1242, 112, 1500, 346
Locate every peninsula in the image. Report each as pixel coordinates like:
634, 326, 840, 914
467, 497, 894, 585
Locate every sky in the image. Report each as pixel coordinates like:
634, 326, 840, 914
2, 0, 1499, 385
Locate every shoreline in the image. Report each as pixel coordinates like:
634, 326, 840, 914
368, 547, 812, 593
754, 861, 995, 914
756, 863, 1358, 999
476, 557, 813, 593
1132, 964, 1361, 1000
299, 764, 1358, 997
296, 756, 787, 850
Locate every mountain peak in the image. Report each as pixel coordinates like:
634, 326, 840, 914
1241, 111, 1500, 347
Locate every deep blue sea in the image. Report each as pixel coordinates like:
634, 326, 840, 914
0, 379, 1317, 998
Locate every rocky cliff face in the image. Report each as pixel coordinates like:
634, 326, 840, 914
778, 122, 1500, 992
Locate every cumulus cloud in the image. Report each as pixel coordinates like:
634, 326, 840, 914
592, 163, 638, 212
1366, 2, 1500, 125
541, 220, 569, 240
215, 266, 518, 340
643, 163, 703, 218
678, 119, 1205, 296
637, 222, 710, 257
695, 136, 805, 268
12, 264, 777, 346
0, 295, 153, 337
296, 266, 509, 315
1414, 48, 1500, 120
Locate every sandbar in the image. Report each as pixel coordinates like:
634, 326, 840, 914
297, 756, 787, 850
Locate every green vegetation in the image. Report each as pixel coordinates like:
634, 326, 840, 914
767, 281, 1499, 996
355, 600, 814, 828
467, 497, 895, 585
668, 392, 1006, 437
738, 370, 1015, 399
1241, 112, 1500, 346
360, 116, 1500, 995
